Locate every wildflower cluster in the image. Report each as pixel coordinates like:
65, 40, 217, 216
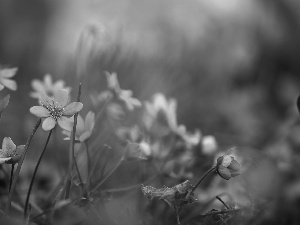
0, 62, 243, 225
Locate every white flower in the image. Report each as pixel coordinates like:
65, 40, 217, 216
62, 111, 95, 142
30, 89, 83, 131
30, 74, 71, 99
144, 93, 178, 133
201, 135, 218, 155
0, 67, 17, 91
105, 72, 142, 111
0, 137, 25, 165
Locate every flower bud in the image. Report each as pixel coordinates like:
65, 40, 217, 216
217, 165, 231, 180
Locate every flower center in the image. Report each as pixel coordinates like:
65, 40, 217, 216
44, 104, 64, 120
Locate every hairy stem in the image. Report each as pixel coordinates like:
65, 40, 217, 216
85, 141, 91, 184
5, 118, 41, 214
151, 158, 165, 186
192, 166, 216, 193
216, 195, 230, 209
90, 157, 124, 194
65, 83, 81, 199
9, 164, 14, 193
24, 129, 53, 218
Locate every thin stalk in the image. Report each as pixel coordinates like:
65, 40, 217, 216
5, 118, 41, 214
85, 141, 91, 184
9, 164, 14, 193
65, 83, 81, 199
24, 129, 53, 218
192, 166, 216, 193
216, 195, 230, 209
151, 158, 165, 186
90, 157, 124, 194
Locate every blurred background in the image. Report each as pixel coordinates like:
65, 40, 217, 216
1, 0, 300, 224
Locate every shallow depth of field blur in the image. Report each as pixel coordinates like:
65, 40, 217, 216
1, 0, 300, 224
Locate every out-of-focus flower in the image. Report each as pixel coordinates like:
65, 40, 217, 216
144, 93, 177, 134
30, 89, 83, 131
175, 125, 201, 148
30, 74, 71, 99
116, 125, 141, 142
90, 90, 113, 106
0, 67, 18, 91
144, 93, 200, 147
105, 72, 142, 111
106, 102, 125, 120
125, 142, 148, 161
76, 23, 112, 79
216, 151, 241, 180
201, 135, 218, 155
0, 137, 25, 165
62, 111, 95, 142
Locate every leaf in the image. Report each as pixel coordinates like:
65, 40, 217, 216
141, 180, 197, 212
0, 94, 10, 118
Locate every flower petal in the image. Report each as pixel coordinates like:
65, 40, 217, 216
2, 137, 16, 154
0, 157, 11, 164
0, 79, 17, 91
79, 131, 92, 142
217, 165, 231, 180
63, 102, 83, 116
15, 145, 25, 156
44, 74, 53, 90
30, 106, 50, 117
76, 114, 85, 135
42, 117, 56, 131
39, 92, 54, 107
31, 79, 45, 92
0, 68, 18, 78
0, 149, 8, 158
62, 130, 71, 139
58, 116, 73, 131
54, 89, 69, 107
84, 111, 95, 131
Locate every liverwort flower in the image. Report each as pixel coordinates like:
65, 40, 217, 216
0, 67, 18, 91
216, 150, 241, 180
105, 72, 142, 111
0, 137, 25, 165
30, 74, 71, 99
62, 111, 95, 142
201, 135, 218, 155
30, 89, 83, 131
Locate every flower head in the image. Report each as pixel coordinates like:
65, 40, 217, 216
30, 74, 71, 99
216, 150, 241, 180
0, 67, 18, 91
62, 111, 95, 142
105, 72, 141, 111
30, 89, 83, 131
0, 137, 25, 164
201, 135, 218, 155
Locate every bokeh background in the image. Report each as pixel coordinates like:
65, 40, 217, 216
1, 0, 300, 224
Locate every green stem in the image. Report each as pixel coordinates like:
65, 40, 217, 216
65, 83, 81, 199
5, 118, 41, 214
192, 166, 216, 193
151, 158, 165, 186
24, 129, 53, 218
85, 141, 91, 184
90, 157, 124, 194
216, 195, 230, 209
9, 164, 14, 193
